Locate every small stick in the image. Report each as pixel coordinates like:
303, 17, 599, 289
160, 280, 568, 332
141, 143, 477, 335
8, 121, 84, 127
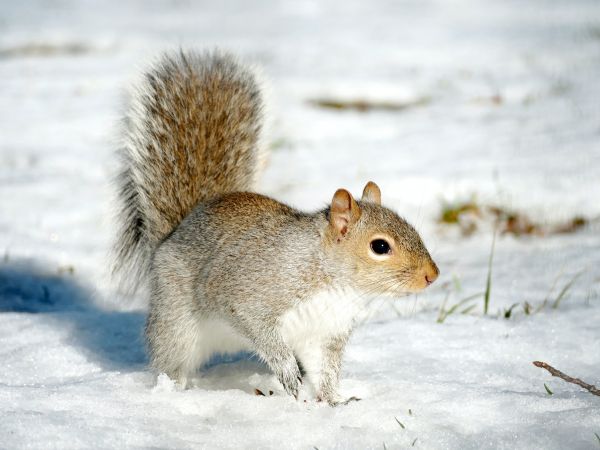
533, 361, 600, 397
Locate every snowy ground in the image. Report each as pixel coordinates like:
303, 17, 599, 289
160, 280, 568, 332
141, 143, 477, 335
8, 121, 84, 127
1, 1, 599, 449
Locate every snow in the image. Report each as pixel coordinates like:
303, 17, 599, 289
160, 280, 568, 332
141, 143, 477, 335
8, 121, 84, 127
1, 0, 599, 448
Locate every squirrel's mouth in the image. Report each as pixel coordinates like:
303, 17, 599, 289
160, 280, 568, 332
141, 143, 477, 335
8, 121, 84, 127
395, 262, 440, 294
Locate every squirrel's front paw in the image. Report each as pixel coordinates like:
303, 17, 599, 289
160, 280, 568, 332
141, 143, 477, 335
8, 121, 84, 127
277, 364, 302, 399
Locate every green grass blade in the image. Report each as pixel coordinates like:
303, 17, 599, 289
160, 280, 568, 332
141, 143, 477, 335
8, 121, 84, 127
437, 292, 450, 323
544, 383, 553, 395
460, 304, 478, 315
445, 296, 477, 316
552, 271, 583, 309
460, 292, 485, 303
483, 230, 497, 315
452, 274, 462, 292
438, 292, 483, 323
503, 303, 519, 319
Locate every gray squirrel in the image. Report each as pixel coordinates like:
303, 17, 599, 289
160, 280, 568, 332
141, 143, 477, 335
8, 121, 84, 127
114, 49, 439, 406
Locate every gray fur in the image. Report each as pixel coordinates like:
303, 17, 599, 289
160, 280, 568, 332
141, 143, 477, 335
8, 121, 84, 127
114, 49, 439, 406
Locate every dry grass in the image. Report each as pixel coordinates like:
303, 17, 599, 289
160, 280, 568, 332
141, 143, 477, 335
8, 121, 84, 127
0, 42, 91, 58
439, 198, 588, 237
308, 97, 430, 112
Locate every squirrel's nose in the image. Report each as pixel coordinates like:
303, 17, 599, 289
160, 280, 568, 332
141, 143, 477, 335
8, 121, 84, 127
424, 262, 439, 286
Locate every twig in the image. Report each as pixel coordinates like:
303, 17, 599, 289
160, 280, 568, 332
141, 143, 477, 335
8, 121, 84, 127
533, 361, 600, 397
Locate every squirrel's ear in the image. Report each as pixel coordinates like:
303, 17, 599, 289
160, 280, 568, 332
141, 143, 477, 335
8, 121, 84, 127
330, 189, 361, 237
361, 181, 381, 205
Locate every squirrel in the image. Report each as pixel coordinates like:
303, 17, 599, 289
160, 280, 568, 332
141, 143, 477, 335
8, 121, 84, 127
113, 49, 439, 406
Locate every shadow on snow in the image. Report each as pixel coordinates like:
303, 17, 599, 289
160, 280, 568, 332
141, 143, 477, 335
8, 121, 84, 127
0, 260, 146, 370
0, 260, 266, 385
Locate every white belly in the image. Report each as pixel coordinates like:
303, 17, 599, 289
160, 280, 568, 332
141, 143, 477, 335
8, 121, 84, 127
193, 289, 363, 379
194, 317, 252, 360
279, 288, 363, 351
278, 288, 364, 393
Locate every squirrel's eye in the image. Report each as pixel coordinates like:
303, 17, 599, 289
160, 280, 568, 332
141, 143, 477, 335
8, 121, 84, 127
370, 239, 391, 255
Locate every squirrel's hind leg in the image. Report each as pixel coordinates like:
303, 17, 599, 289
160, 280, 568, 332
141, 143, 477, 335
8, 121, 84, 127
145, 309, 210, 389
145, 264, 212, 388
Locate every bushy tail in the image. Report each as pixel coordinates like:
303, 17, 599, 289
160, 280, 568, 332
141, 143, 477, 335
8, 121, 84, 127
113, 49, 264, 288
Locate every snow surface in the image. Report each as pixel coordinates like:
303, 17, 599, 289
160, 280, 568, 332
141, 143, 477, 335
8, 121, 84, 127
1, 0, 599, 448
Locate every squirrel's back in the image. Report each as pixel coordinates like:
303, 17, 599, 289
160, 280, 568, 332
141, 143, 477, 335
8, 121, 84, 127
114, 50, 264, 284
